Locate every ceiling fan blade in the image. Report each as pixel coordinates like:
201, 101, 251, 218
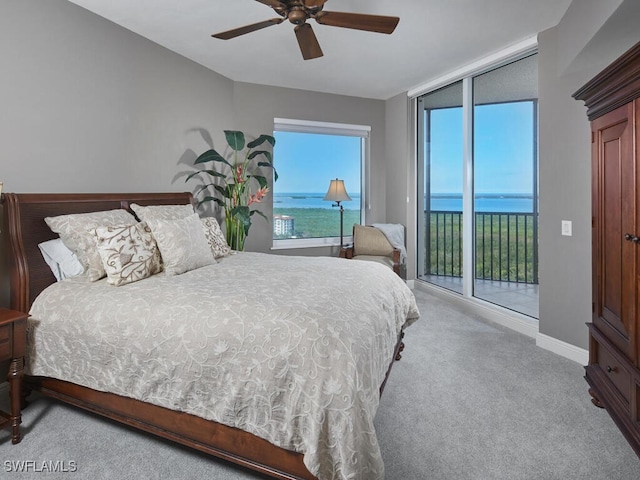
315, 11, 399, 34
255, 0, 286, 9
212, 18, 284, 40
294, 23, 323, 60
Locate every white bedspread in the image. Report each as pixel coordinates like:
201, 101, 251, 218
27, 252, 420, 480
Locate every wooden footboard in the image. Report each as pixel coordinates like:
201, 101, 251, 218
25, 376, 317, 480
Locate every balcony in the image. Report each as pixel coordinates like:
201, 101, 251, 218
420, 210, 539, 318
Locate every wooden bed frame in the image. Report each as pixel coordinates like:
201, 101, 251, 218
2, 192, 406, 480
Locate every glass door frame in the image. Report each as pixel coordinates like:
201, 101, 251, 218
416, 78, 474, 293
462, 77, 474, 297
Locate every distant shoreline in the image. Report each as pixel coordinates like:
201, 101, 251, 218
273, 192, 535, 213
428, 193, 534, 199
274, 192, 533, 198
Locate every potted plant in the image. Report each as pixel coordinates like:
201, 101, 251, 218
186, 130, 277, 251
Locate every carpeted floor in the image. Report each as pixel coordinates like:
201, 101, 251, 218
1, 288, 639, 479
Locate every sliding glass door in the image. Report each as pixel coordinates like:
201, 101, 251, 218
417, 81, 464, 293
417, 54, 539, 318
473, 56, 538, 317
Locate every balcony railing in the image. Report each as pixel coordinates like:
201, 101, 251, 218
425, 210, 538, 284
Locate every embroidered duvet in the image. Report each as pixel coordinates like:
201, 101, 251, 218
27, 252, 420, 480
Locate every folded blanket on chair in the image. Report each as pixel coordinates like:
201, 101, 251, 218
372, 223, 407, 264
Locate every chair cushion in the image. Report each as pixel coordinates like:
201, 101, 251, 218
353, 225, 394, 257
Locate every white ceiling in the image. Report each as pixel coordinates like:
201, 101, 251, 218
67, 0, 572, 100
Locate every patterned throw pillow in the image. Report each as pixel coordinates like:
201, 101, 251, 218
201, 217, 232, 258
93, 222, 163, 286
45, 209, 137, 281
146, 214, 216, 275
130, 203, 195, 222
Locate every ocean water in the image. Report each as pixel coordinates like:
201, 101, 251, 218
429, 193, 535, 213
274, 193, 534, 213
274, 193, 362, 210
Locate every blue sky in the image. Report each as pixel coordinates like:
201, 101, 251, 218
429, 101, 535, 194
273, 131, 361, 195
272, 100, 534, 197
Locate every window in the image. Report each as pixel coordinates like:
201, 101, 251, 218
272, 118, 370, 248
416, 53, 539, 318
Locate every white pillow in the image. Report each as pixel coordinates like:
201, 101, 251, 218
38, 238, 85, 281
93, 222, 163, 286
201, 217, 232, 258
45, 209, 137, 281
147, 214, 215, 275
130, 203, 195, 222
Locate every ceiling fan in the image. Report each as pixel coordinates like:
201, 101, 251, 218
212, 0, 400, 60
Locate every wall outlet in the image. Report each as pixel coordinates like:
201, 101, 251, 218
561, 220, 572, 236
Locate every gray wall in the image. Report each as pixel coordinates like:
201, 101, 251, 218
537, 0, 640, 349
0, 0, 234, 308
384, 92, 415, 280
1, 0, 235, 194
537, 27, 594, 349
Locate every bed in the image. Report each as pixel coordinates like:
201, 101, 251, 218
2, 192, 419, 480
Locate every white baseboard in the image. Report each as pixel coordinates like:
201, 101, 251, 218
536, 332, 589, 365
413, 280, 587, 365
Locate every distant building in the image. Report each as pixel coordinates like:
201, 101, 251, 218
274, 214, 295, 236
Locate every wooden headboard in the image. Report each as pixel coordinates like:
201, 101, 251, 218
2, 192, 193, 313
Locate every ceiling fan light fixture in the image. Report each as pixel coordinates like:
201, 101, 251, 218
288, 8, 308, 26
211, 0, 399, 60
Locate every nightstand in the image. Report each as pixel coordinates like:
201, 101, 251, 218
0, 309, 27, 444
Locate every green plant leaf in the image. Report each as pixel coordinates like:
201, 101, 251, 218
247, 134, 275, 149
230, 205, 252, 234
248, 150, 272, 161
194, 149, 233, 168
225, 130, 245, 151
185, 170, 226, 183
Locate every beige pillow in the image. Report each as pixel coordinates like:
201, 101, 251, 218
201, 217, 232, 258
130, 203, 195, 222
353, 225, 394, 257
45, 209, 137, 281
93, 223, 162, 286
147, 214, 215, 275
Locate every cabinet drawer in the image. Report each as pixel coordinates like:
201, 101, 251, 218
594, 336, 632, 405
0, 324, 10, 359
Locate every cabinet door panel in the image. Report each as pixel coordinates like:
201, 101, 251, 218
593, 103, 635, 358
637, 98, 640, 368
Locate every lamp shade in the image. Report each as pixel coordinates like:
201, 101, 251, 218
323, 178, 352, 202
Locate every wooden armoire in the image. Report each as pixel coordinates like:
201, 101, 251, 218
573, 41, 640, 457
